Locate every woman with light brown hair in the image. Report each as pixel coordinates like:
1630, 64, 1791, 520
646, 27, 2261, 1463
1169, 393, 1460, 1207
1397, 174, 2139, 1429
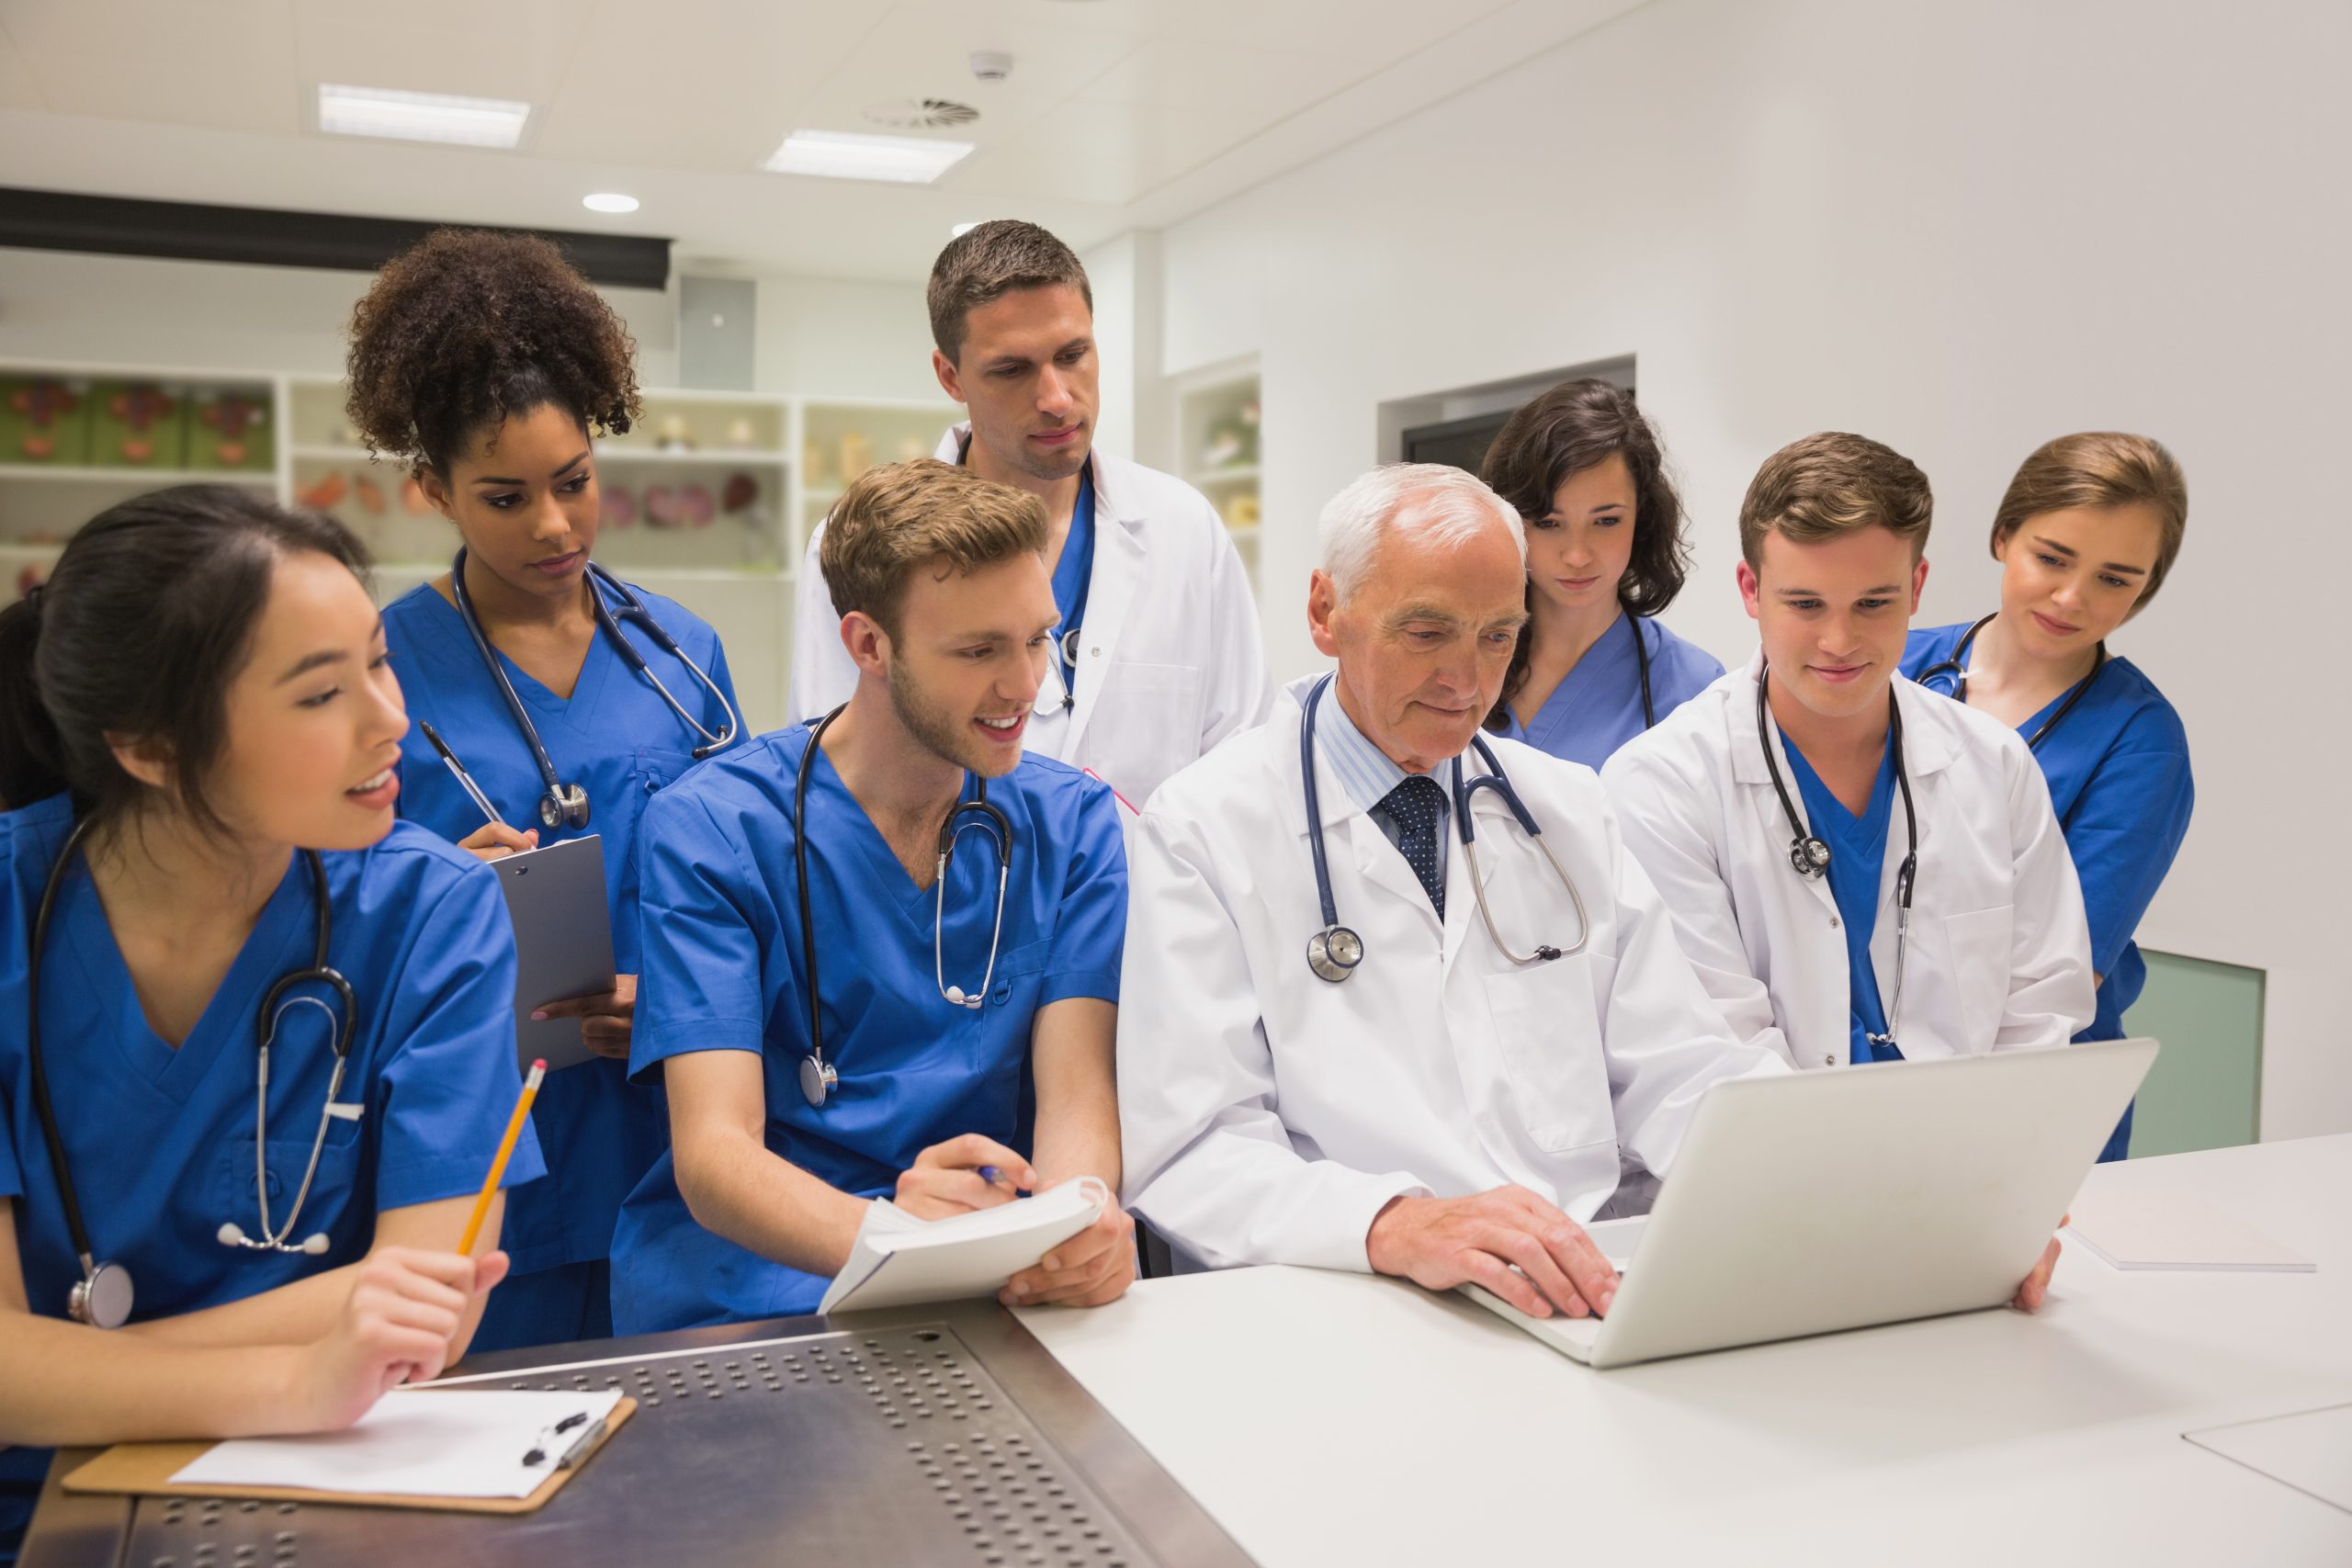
1902, 433, 2193, 1161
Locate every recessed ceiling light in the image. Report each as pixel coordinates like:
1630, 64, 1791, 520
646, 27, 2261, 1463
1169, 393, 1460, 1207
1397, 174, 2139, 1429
764, 129, 974, 186
582, 193, 640, 214
317, 84, 530, 149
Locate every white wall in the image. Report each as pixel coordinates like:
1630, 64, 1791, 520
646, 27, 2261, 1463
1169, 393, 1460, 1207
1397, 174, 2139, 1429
751, 273, 943, 402
1150, 0, 2351, 1139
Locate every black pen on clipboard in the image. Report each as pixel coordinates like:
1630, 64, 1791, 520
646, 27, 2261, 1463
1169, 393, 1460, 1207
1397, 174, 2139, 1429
419, 720, 507, 829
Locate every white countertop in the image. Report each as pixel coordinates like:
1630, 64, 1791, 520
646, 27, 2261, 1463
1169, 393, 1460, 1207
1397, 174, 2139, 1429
1021, 1134, 2352, 1566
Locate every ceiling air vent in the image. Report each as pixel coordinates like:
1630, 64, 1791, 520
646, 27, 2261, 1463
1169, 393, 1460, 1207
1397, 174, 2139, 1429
864, 97, 980, 130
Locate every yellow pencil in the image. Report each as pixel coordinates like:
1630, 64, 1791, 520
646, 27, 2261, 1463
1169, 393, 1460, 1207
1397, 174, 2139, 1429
458, 1058, 545, 1256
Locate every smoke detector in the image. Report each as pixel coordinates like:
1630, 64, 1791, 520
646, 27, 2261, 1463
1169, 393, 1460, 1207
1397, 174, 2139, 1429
864, 97, 981, 130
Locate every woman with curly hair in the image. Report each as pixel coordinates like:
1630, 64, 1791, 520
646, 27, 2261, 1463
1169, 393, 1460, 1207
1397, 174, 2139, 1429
1902, 434, 2194, 1162
1479, 378, 1722, 766
348, 228, 741, 1350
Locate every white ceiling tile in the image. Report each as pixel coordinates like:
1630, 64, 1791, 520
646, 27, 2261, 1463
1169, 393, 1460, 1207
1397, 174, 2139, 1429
0, 44, 44, 111
4, 0, 294, 62
1076, 39, 1373, 115
952, 96, 1244, 206
293, 0, 580, 106
28, 51, 300, 136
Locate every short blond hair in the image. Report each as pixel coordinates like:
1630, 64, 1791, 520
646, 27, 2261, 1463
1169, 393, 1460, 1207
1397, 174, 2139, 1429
1991, 433, 2188, 611
820, 459, 1048, 637
1739, 432, 1933, 569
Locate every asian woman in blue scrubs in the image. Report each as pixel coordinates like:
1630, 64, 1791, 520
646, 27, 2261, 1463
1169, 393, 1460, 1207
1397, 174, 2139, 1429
0, 488, 539, 1560
345, 230, 741, 1350
1903, 433, 2193, 1160
1480, 378, 1723, 765
610, 460, 1133, 1334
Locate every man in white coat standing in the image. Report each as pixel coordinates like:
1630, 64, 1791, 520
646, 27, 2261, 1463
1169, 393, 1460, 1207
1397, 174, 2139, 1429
791, 221, 1272, 811
1600, 433, 2096, 1080
1117, 464, 1785, 1324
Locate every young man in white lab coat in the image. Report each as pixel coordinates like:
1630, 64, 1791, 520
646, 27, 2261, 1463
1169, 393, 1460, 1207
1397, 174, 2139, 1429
1600, 433, 2097, 1079
1117, 464, 1788, 1324
791, 220, 1272, 812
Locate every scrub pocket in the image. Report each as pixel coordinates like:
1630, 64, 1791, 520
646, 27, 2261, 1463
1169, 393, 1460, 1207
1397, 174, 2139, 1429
212, 1127, 367, 1242
1941, 904, 2015, 1050
1481, 961, 1614, 1155
630, 746, 703, 798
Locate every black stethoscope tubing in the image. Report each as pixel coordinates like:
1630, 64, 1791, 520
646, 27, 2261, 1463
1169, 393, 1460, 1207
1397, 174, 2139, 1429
1757, 669, 1917, 1052
1914, 613, 2108, 750
449, 549, 741, 830
791, 706, 1014, 1108
1300, 673, 1589, 983
27, 817, 355, 1327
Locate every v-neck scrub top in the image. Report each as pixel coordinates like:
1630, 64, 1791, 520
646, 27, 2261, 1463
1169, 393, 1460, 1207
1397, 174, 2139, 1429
383, 580, 738, 1279
1492, 613, 1724, 771
0, 795, 546, 1324
1782, 736, 1904, 1066
609, 726, 1128, 1333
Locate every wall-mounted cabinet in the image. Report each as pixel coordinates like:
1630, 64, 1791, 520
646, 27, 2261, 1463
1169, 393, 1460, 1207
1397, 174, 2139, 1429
0, 360, 957, 734
1174, 361, 1261, 593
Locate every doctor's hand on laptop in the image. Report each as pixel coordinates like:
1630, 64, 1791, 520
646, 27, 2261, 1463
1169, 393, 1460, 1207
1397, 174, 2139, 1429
2012, 1215, 2067, 1313
1367, 1188, 1621, 1321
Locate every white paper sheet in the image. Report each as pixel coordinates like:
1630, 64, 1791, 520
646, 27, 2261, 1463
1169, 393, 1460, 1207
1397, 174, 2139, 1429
171, 1388, 622, 1499
2064, 1190, 2313, 1272
2184, 1403, 2352, 1515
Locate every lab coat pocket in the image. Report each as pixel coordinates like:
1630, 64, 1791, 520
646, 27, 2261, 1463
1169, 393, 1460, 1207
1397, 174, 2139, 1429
1481, 962, 1615, 1155
1084, 661, 1204, 802
1942, 904, 2015, 1051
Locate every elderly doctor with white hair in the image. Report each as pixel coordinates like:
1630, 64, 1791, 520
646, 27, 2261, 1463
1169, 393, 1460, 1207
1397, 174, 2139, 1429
1117, 464, 1785, 1322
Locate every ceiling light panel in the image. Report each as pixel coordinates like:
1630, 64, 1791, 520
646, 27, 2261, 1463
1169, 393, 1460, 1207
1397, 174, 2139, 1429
763, 129, 974, 185
317, 84, 531, 148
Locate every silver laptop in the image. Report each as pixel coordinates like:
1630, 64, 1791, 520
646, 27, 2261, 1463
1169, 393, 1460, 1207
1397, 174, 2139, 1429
1466, 1037, 2159, 1369
489, 833, 616, 1074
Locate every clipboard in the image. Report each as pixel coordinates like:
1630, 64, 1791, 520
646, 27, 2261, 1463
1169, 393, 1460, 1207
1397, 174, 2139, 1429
491, 833, 616, 1074
61, 1395, 636, 1516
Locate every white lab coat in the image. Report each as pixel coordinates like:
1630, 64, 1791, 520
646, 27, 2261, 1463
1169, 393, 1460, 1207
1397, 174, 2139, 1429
789, 427, 1275, 811
1117, 675, 1786, 1274
1599, 652, 2096, 1071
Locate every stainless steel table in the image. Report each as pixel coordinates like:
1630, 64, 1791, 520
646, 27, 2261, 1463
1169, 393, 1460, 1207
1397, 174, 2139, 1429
22, 1299, 1254, 1568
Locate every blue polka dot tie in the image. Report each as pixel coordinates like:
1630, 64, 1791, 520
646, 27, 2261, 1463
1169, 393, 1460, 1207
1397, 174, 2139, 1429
1381, 773, 1447, 919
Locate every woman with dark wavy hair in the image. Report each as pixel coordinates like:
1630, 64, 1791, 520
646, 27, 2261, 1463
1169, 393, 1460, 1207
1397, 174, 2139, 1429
348, 228, 741, 1351
1480, 378, 1721, 766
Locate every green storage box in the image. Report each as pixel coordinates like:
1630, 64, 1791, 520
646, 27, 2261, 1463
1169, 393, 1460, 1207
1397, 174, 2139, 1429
88, 381, 189, 469
0, 377, 92, 466
187, 387, 275, 471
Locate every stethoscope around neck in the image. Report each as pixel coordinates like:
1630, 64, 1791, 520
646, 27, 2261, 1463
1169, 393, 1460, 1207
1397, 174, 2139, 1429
1756, 669, 1918, 1053
791, 705, 1015, 1109
1913, 612, 2108, 749
1299, 673, 1589, 983
449, 548, 740, 830
27, 817, 361, 1329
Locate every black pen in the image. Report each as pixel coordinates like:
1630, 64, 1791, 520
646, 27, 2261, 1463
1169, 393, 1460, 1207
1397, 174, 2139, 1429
419, 720, 506, 830
522, 1409, 593, 1467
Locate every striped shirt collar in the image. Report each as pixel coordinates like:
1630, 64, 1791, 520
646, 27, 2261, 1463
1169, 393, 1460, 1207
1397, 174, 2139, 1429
1315, 680, 1442, 815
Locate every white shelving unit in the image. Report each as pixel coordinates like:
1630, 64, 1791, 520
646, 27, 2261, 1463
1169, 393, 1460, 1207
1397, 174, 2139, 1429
1174, 360, 1262, 592
1, 359, 958, 734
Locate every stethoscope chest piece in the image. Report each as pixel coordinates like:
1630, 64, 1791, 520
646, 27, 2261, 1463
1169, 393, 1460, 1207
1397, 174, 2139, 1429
69, 1259, 133, 1329
1306, 925, 1364, 983
1791, 834, 1832, 878
540, 782, 592, 831
798, 1054, 837, 1110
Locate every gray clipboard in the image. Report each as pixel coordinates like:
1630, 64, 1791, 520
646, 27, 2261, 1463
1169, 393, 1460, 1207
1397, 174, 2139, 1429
489, 834, 616, 1074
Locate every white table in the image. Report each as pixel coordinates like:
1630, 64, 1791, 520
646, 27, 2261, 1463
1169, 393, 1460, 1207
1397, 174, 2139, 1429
1020, 1135, 2352, 1566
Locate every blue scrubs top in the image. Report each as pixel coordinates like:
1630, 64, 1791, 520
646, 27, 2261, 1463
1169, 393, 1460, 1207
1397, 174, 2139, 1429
1903, 625, 2194, 1043
1782, 734, 1904, 1066
1495, 614, 1724, 770
383, 580, 739, 1279
0, 796, 544, 1544
609, 728, 1127, 1333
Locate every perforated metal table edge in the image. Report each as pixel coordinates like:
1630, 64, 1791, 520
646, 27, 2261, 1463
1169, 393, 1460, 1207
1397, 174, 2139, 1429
23, 1299, 1254, 1568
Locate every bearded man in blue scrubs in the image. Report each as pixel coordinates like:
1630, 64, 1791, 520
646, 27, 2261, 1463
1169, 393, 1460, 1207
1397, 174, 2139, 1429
610, 459, 1134, 1331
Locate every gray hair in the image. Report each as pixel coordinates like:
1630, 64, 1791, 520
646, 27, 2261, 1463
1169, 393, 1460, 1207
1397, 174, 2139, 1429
1317, 464, 1526, 604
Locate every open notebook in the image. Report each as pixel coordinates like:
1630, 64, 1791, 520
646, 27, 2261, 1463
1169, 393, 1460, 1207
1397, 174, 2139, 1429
820, 1178, 1111, 1314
